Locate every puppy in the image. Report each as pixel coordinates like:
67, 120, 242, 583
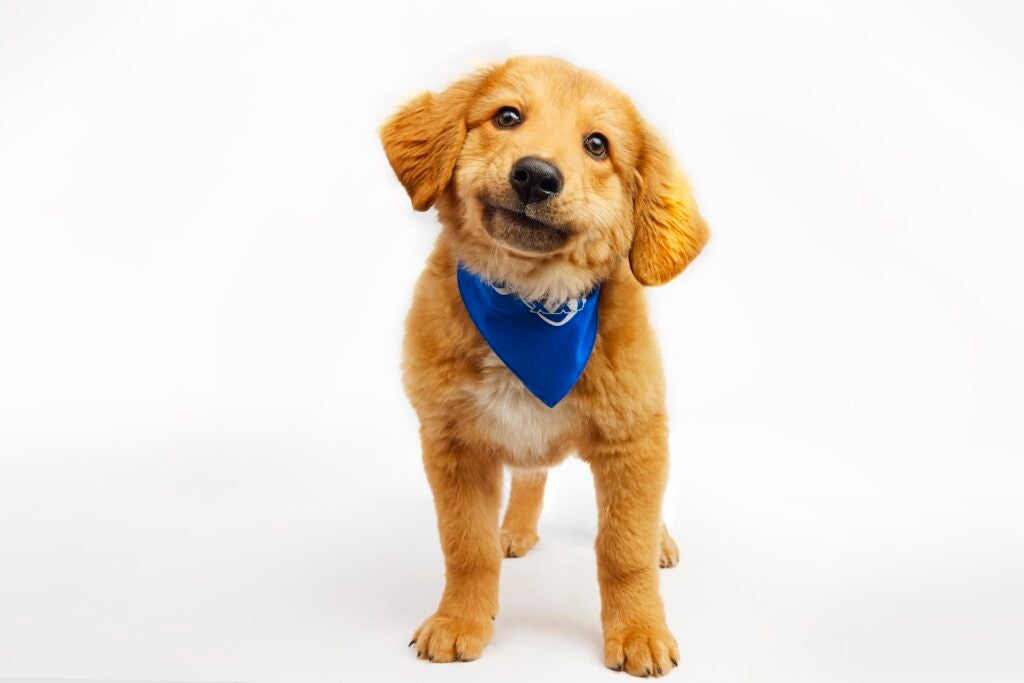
380, 56, 708, 677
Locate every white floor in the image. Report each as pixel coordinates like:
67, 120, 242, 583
1, 406, 1020, 683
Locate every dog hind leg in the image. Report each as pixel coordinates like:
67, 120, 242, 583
500, 470, 547, 558
659, 522, 680, 568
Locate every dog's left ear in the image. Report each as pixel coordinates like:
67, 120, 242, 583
629, 123, 709, 286
380, 68, 492, 211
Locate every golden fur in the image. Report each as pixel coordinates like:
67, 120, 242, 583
380, 56, 708, 677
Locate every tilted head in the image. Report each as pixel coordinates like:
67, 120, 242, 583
381, 56, 708, 301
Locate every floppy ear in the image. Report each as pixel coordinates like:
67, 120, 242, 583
379, 68, 491, 211
629, 123, 709, 285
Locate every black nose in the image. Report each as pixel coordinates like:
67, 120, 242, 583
509, 157, 563, 204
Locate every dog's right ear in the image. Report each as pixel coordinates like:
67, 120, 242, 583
380, 68, 492, 211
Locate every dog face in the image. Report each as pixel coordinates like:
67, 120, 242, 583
381, 56, 708, 300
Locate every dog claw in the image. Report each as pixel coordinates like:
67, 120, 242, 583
408, 639, 416, 647
671, 657, 678, 667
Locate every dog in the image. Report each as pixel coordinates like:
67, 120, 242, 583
380, 56, 708, 677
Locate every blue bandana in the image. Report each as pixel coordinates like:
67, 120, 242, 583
456, 264, 600, 408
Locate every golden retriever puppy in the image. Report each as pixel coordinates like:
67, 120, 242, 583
380, 56, 708, 677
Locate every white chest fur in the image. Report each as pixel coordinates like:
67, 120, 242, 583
468, 352, 574, 465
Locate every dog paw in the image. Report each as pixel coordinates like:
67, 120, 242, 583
500, 528, 539, 558
410, 613, 492, 663
659, 528, 680, 568
604, 624, 679, 677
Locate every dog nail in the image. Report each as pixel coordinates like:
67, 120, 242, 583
670, 657, 678, 667
408, 640, 416, 647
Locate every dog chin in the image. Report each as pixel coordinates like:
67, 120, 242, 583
480, 204, 570, 256
459, 243, 600, 305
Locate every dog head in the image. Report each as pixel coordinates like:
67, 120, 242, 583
381, 56, 708, 300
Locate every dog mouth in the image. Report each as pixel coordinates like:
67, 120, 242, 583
480, 202, 570, 254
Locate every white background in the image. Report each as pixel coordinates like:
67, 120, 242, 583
1, 1, 1022, 682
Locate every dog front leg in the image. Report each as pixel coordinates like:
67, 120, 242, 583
589, 429, 679, 677
411, 435, 502, 663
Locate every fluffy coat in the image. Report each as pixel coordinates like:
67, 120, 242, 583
380, 56, 708, 677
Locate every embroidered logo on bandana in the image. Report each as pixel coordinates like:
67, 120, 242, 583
489, 284, 588, 327
457, 264, 600, 408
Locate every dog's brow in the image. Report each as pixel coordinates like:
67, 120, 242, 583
470, 94, 525, 123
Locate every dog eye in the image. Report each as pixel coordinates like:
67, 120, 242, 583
493, 106, 522, 129
584, 133, 608, 159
